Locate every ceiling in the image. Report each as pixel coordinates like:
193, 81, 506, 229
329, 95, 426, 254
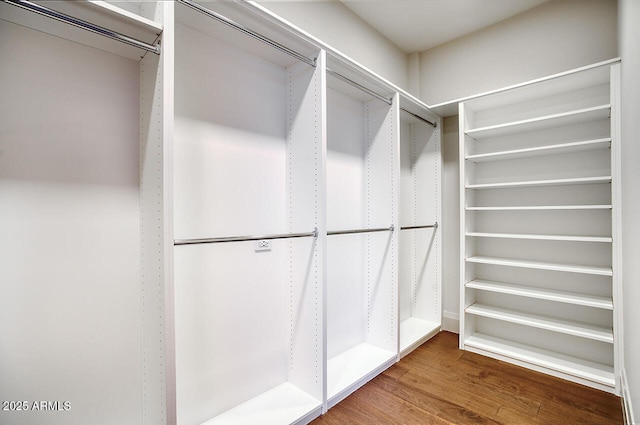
339, 0, 552, 53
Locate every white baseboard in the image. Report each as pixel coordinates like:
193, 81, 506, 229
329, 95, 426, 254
442, 311, 459, 334
622, 368, 636, 425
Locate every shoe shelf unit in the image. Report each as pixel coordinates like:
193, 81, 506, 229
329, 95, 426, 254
459, 61, 621, 394
398, 99, 442, 358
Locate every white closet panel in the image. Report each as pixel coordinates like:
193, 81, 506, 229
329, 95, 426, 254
325, 75, 398, 407
172, 3, 323, 423
0, 18, 143, 425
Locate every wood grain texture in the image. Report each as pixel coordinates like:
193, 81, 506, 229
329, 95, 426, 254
312, 332, 622, 425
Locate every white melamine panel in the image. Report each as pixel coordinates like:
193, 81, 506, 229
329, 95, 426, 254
326, 88, 365, 231
174, 241, 288, 424
0, 20, 141, 425
174, 23, 287, 239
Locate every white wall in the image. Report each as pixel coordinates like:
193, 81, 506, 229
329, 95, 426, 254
256, 0, 409, 91
441, 116, 460, 332
619, 0, 640, 421
428, 0, 619, 334
420, 0, 618, 106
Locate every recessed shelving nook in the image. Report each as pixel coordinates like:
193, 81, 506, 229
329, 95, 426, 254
459, 61, 621, 394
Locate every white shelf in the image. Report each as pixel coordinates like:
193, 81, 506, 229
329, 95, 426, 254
201, 382, 322, 425
466, 176, 611, 190
466, 255, 613, 276
466, 205, 612, 211
327, 343, 396, 406
466, 232, 612, 243
464, 334, 615, 388
465, 303, 613, 343
466, 138, 611, 163
466, 105, 611, 140
466, 279, 613, 309
399, 317, 440, 356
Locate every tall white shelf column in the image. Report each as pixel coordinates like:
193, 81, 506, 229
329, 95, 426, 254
459, 62, 621, 394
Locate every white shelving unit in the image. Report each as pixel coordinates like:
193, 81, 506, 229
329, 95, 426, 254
325, 57, 398, 408
0, 2, 166, 425
459, 62, 621, 394
1, 1, 442, 424
172, 2, 324, 424
398, 98, 442, 357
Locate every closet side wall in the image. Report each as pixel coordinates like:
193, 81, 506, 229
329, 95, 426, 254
619, 0, 640, 422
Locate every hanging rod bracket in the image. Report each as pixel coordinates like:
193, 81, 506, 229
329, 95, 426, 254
400, 108, 437, 128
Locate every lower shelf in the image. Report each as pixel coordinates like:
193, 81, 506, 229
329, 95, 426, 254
464, 333, 615, 389
327, 343, 396, 408
399, 317, 440, 357
466, 303, 613, 343
202, 382, 321, 425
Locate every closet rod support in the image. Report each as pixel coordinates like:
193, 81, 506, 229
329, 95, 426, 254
177, 0, 316, 67
327, 225, 394, 236
2, 0, 161, 54
400, 223, 438, 231
326, 68, 393, 105
400, 108, 437, 128
174, 228, 318, 245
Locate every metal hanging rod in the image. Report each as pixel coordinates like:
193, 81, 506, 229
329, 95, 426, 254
2, 0, 161, 54
327, 225, 394, 236
174, 228, 318, 246
400, 223, 438, 231
177, 0, 315, 67
327, 68, 393, 105
400, 108, 437, 128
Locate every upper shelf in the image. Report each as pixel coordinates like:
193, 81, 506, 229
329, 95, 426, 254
466, 138, 611, 163
466, 205, 612, 211
0, 0, 162, 59
466, 176, 612, 190
466, 105, 610, 140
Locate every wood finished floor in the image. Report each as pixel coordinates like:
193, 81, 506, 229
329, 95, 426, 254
312, 332, 622, 425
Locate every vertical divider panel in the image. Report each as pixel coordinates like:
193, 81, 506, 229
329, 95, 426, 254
610, 63, 623, 394
458, 102, 468, 349
140, 2, 173, 424
285, 51, 326, 405
363, 95, 399, 353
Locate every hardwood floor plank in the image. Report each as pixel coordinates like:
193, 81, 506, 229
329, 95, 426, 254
373, 373, 503, 425
311, 332, 623, 425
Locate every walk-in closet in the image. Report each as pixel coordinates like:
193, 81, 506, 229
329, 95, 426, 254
2, 0, 638, 424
